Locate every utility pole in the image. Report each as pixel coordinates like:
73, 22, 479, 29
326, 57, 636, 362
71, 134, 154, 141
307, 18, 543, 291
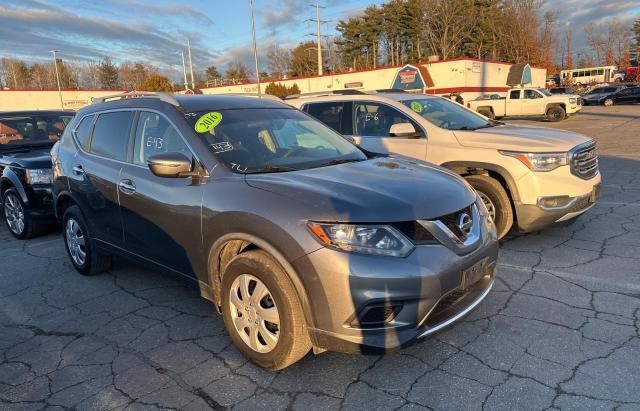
187, 39, 195, 89
50, 50, 63, 109
181, 51, 188, 90
249, 0, 261, 96
309, 3, 326, 76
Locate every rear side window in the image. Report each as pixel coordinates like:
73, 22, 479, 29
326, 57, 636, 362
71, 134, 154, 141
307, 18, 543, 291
73, 115, 94, 149
89, 111, 134, 161
509, 90, 521, 99
305, 103, 344, 133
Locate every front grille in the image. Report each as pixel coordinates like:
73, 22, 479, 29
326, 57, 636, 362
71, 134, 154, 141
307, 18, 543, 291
570, 141, 598, 180
394, 204, 473, 244
393, 221, 437, 244
438, 205, 473, 240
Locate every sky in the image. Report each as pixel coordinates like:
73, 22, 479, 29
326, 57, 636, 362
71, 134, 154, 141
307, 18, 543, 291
1, 0, 639, 80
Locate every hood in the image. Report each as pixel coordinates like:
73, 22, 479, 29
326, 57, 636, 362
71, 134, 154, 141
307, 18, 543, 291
0, 147, 52, 168
546, 95, 578, 103
453, 124, 592, 152
245, 157, 476, 222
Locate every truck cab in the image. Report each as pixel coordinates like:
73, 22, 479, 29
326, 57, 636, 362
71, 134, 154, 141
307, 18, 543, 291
468, 87, 581, 122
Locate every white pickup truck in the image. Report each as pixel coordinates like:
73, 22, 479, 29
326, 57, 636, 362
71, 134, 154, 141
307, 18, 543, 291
467, 87, 581, 122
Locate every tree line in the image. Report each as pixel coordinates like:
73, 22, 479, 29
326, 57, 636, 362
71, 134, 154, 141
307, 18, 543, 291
2, 0, 640, 91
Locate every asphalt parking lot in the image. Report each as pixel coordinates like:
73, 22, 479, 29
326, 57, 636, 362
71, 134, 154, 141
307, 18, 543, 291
1, 105, 639, 411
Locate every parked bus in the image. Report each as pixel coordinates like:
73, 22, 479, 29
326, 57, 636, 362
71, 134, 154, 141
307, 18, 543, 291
560, 66, 624, 85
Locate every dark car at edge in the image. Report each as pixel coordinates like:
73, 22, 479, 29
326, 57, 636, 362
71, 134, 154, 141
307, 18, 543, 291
1, 110, 74, 238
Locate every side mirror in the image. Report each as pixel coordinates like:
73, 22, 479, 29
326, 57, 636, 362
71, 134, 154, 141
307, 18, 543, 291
148, 152, 196, 178
343, 135, 356, 144
389, 123, 420, 138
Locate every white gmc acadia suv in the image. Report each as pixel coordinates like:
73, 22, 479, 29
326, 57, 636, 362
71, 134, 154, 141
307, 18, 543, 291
287, 91, 601, 239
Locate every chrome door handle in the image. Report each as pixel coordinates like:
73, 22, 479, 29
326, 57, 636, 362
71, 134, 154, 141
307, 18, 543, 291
72, 165, 85, 176
118, 180, 136, 194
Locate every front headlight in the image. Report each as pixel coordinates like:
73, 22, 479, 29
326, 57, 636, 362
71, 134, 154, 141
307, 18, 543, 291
499, 150, 568, 172
569, 98, 577, 104
25, 168, 52, 185
307, 222, 414, 257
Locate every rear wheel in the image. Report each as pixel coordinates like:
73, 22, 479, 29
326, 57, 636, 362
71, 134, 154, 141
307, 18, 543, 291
2, 188, 44, 239
477, 108, 495, 120
221, 250, 311, 370
546, 105, 566, 122
465, 175, 513, 239
62, 205, 111, 275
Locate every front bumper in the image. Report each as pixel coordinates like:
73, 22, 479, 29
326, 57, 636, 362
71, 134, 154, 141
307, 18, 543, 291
516, 183, 600, 232
292, 216, 499, 354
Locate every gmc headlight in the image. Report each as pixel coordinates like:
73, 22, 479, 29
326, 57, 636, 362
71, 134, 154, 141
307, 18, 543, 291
569, 98, 577, 104
499, 150, 568, 172
307, 222, 414, 257
25, 168, 52, 184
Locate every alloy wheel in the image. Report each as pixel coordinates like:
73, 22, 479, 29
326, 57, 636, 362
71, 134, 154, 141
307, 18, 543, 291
229, 274, 280, 353
604, 99, 613, 107
479, 191, 497, 221
4, 193, 25, 235
65, 218, 87, 266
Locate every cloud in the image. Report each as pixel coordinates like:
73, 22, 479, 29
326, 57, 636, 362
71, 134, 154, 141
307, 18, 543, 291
0, 2, 217, 73
112, 0, 215, 26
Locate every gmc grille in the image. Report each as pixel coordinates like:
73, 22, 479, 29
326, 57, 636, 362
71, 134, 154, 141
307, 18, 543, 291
570, 141, 598, 180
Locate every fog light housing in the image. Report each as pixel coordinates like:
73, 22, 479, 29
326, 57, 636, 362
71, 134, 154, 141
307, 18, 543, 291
353, 302, 403, 327
538, 195, 574, 209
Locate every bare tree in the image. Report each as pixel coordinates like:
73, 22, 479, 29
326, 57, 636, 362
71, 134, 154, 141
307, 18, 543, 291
266, 44, 291, 79
421, 0, 474, 60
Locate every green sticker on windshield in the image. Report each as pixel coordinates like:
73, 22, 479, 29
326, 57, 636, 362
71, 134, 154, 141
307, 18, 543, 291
410, 101, 423, 113
195, 112, 222, 133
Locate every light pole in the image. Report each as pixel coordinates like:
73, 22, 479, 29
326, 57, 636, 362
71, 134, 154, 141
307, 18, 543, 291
50, 50, 63, 109
249, 0, 261, 96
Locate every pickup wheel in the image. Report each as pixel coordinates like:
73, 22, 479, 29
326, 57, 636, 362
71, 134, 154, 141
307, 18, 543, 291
546, 105, 566, 122
465, 175, 513, 239
477, 108, 495, 120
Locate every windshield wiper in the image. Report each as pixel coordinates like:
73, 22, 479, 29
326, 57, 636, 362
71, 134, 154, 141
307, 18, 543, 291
317, 158, 364, 167
243, 165, 299, 174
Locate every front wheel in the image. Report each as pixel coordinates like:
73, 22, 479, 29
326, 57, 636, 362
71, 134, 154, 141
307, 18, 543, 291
465, 175, 513, 239
603, 98, 614, 107
2, 188, 43, 239
221, 250, 311, 370
546, 105, 566, 122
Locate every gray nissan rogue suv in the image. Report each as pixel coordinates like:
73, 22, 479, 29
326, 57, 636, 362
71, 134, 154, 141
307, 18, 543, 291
52, 92, 499, 370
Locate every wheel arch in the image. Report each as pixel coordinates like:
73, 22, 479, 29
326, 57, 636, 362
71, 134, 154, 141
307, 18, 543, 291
54, 190, 78, 222
207, 233, 317, 330
441, 161, 520, 204
0, 172, 28, 204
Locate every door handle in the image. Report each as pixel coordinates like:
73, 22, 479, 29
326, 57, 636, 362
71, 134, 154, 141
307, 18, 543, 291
118, 179, 136, 195
72, 165, 85, 176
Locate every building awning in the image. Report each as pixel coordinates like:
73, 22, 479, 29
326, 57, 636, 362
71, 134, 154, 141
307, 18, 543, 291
507, 63, 532, 86
391, 65, 435, 90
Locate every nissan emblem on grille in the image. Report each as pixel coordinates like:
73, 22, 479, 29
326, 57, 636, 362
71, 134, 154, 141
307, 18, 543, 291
457, 212, 473, 238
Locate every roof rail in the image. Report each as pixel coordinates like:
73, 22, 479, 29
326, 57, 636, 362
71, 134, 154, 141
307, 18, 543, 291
91, 91, 180, 107
216, 93, 283, 102
375, 89, 408, 93
283, 89, 365, 100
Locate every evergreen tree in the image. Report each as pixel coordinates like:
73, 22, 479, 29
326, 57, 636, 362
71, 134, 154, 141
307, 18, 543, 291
97, 57, 119, 90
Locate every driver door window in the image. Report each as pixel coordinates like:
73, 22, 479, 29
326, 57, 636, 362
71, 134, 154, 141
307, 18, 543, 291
353, 102, 419, 138
132, 112, 192, 166
352, 102, 426, 161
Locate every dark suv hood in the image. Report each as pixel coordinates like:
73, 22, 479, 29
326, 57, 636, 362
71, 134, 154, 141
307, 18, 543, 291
245, 157, 476, 222
0, 147, 52, 169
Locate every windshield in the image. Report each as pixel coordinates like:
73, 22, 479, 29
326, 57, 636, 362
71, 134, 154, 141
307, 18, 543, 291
537, 88, 553, 96
400, 97, 494, 131
0, 114, 73, 150
186, 108, 366, 173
